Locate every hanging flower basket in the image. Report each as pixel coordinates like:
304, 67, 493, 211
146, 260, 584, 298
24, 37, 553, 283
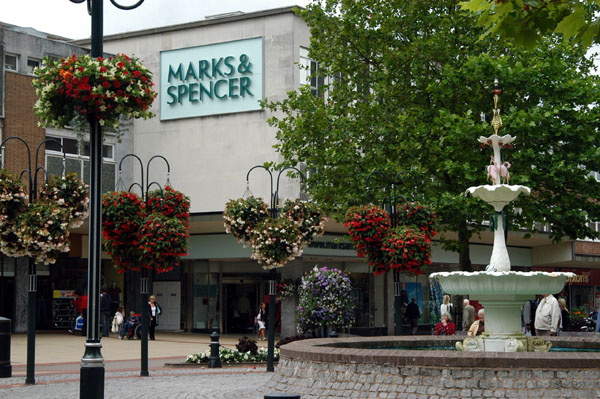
381, 226, 432, 275
102, 191, 145, 272
0, 230, 27, 258
224, 196, 269, 244
344, 205, 391, 257
282, 199, 327, 244
138, 213, 189, 273
17, 203, 71, 265
297, 266, 355, 333
40, 173, 89, 228
0, 169, 28, 229
147, 185, 190, 227
250, 217, 303, 269
396, 202, 437, 240
32, 53, 157, 129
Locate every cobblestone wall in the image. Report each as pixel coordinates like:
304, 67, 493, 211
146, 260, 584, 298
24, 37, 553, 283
267, 358, 600, 399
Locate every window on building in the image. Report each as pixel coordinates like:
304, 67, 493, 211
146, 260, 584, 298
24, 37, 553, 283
45, 135, 116, 193
299, 47, 325, 96
27, 58, 40, 74
4, 54, 18, 71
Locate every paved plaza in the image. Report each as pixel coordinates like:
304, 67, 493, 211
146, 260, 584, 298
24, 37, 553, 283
1, 332, 278, 398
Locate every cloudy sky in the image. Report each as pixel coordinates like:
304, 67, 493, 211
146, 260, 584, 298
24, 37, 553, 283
2, 0, 310, 40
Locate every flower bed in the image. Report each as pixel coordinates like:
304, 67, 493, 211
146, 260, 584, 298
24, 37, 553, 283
186, 346, 280, 364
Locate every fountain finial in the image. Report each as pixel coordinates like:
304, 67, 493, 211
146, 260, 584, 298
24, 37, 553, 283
492, 78, 502, 135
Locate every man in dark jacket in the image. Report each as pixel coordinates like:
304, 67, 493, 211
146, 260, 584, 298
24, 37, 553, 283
405, 297, 420, 335
100, 288, 112, 337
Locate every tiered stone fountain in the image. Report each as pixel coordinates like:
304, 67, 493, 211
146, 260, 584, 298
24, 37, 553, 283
430, 81, 574, 352
268, 84, 600, 398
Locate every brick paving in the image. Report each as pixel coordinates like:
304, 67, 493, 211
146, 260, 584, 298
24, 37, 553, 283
1, 368, 273, 398
2, 332, 281, 398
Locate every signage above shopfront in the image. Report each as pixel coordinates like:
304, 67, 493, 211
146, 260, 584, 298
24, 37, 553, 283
160, 37, 263, 120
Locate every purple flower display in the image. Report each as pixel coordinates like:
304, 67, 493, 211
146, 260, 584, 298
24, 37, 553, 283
297, 266, 355, 333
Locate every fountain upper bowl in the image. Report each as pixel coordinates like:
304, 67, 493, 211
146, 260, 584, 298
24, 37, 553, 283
466, 184, 531, 211
430, 271, 575, 296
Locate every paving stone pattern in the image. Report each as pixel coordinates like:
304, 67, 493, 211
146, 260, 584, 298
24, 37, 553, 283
0, 368, 273, 399
267, 358, 600, 398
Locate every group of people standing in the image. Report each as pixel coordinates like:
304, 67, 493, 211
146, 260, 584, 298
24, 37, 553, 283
72, 289, 162, 341
432, 293, 575, 337
433, 295, 483, 336
523, 294, 570, 336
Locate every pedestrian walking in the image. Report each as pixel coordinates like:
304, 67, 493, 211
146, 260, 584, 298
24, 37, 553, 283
100, 288, 112, 337
255, 302, 267, 341
405, 297, 420, 335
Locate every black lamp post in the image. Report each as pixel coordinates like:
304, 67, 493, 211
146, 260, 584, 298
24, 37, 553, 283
365, 171, 411, 335
68, 1, 146, 397
117, 153, 170, 377
245, 165, 304, 372
0, 137, 66, 385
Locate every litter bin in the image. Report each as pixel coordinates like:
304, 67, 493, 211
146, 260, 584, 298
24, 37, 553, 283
0, 317, 11, 378
264, 394, 301, 399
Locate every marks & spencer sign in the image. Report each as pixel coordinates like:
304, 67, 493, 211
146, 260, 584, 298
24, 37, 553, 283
160, 37, 263, 120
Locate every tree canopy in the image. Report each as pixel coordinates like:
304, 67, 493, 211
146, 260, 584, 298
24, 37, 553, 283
461, 0, 600, 49
265, 0, 600, 271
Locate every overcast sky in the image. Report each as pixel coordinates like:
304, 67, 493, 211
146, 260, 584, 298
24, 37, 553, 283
2, 0, 310, 40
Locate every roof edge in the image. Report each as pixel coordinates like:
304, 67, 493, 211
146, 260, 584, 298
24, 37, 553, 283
74, 6, 303, 46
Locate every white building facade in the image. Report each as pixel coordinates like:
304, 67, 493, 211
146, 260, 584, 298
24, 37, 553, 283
84, 7, 600, 337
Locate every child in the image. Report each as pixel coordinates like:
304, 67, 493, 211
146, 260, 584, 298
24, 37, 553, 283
112, 306, 124, 337
68, 313, 84, 334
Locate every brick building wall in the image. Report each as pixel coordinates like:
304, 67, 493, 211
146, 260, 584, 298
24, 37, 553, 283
3, 71, 45, 187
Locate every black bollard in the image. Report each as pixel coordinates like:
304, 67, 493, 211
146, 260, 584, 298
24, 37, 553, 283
208, 330, 222, 368
0, 317, 12, 378
264, 394, 301, 399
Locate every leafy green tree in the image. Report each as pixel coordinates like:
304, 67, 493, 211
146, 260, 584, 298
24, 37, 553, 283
461, 0, 600, 49
265, 0, 600, 271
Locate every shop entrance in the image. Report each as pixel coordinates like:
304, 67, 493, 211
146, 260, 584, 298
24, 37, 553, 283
223, 279, 262, 334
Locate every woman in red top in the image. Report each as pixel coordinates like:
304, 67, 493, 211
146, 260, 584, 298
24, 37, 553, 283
434, 313, 456, 336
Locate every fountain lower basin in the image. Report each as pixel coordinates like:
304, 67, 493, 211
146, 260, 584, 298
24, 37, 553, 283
429, 271, 575, 351
267, 336, 600, 398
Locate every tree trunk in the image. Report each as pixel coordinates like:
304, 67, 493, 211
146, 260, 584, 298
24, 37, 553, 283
458, 221, 472, 272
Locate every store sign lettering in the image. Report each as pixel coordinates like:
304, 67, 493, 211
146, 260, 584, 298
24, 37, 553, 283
567, 274, 590, 284
160, 37, 263, 120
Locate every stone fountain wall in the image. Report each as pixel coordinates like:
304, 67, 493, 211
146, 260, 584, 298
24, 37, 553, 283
266, 336, 600, 399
